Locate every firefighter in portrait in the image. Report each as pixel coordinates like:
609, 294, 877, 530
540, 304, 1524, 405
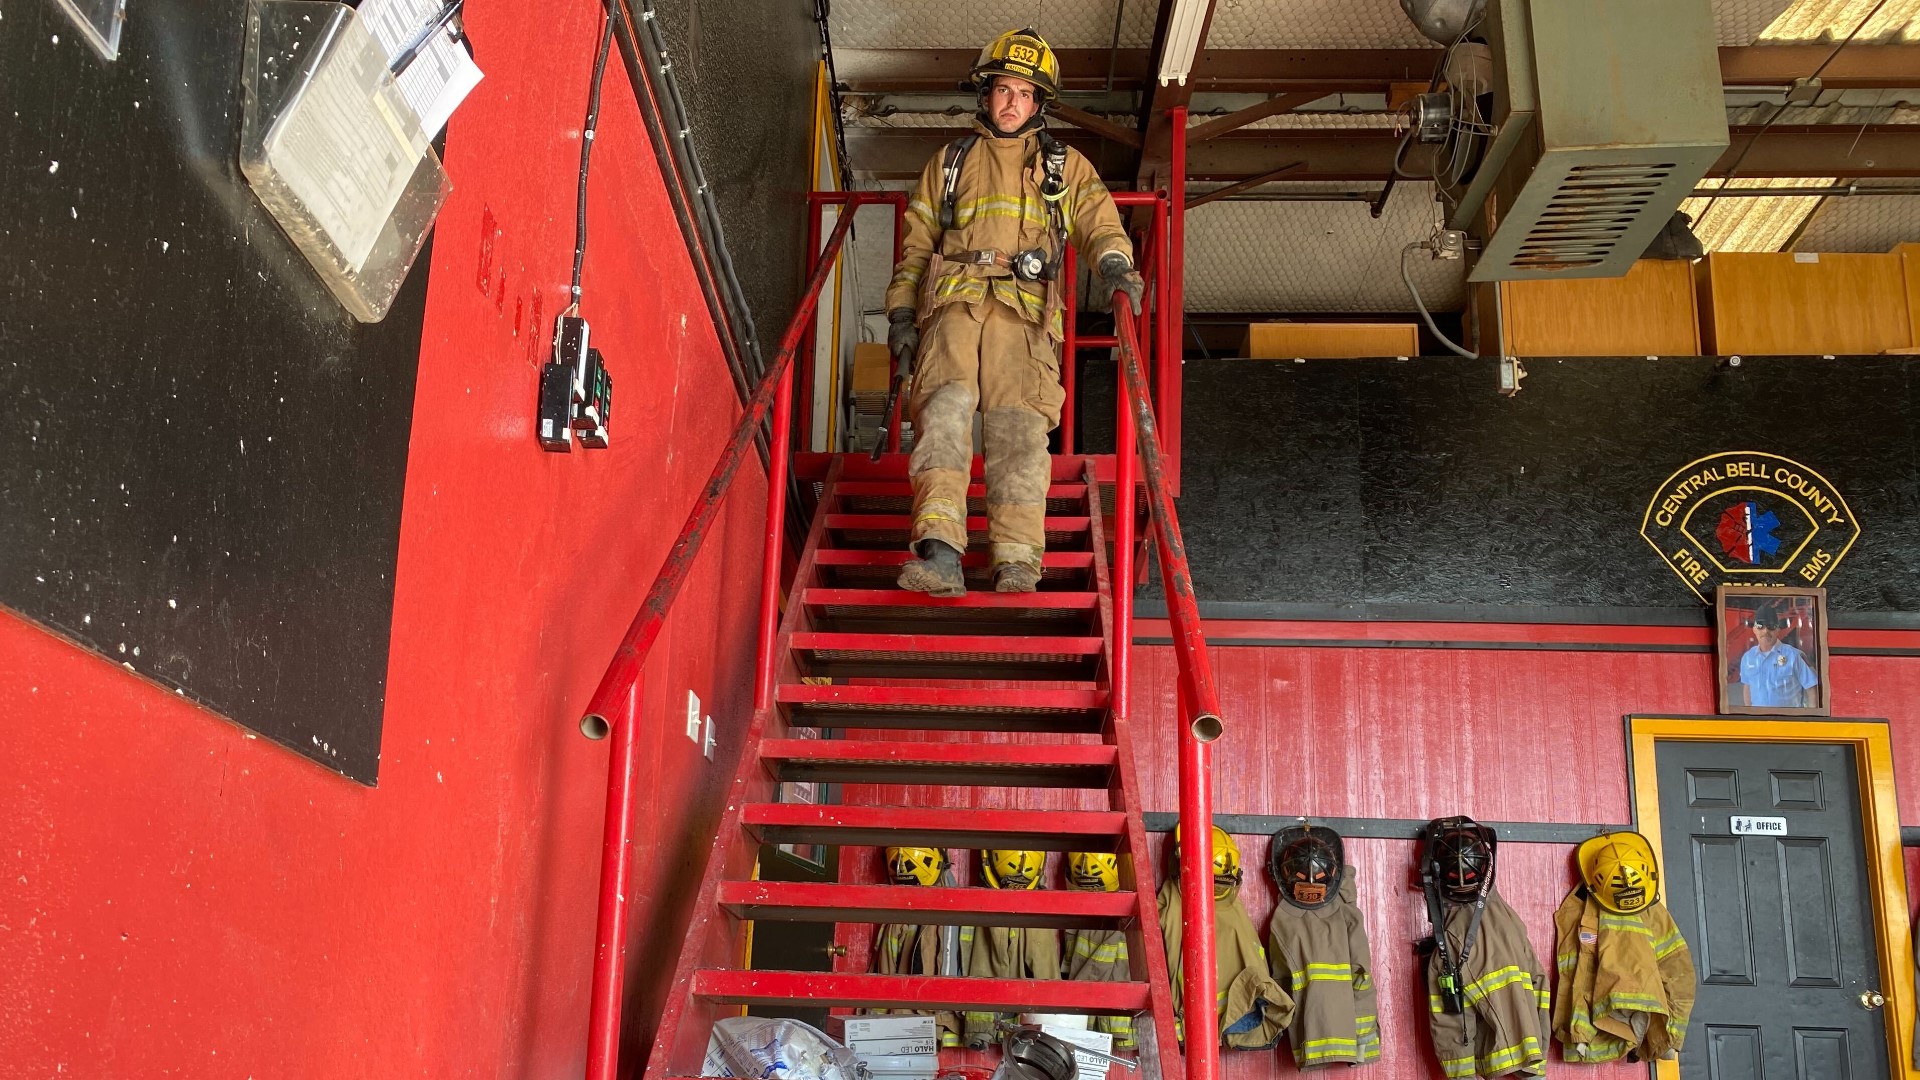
886, 27, 1144, 596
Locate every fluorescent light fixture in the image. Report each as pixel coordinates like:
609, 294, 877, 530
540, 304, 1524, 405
1157, 0, 1211, 85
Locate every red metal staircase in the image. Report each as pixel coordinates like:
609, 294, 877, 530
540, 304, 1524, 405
578, 164, 1226, 1080
638, 453, 1182, 1080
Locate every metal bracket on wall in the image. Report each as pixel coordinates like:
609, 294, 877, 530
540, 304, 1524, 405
1143, 812, 1630, 845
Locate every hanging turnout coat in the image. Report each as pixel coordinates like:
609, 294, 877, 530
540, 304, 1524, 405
1158, 879, 1295, 1050
871, 920, 965, 1046
1426, 889, 1551, 1079
1267, 865, 1381, 1067
1551, 887, 1696, 1063
1062, 926, 1137, 1048
960, 922, 1062, 1046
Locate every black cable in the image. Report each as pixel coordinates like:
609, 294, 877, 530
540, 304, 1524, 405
571, 14, 615, 309
813, 0, 856, 190
1694, 0, 1893, 233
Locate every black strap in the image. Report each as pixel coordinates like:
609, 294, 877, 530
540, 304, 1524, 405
938, 135, 979, 230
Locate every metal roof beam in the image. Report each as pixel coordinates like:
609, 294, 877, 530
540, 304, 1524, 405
836, 45, 1920, 94
849, 125, 1920, 181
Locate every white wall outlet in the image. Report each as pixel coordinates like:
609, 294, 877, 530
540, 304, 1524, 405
686, 690, 701, 743
702, 715, 716, 760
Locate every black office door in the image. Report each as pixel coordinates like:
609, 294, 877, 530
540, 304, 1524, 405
1656, 739, 1889, 1079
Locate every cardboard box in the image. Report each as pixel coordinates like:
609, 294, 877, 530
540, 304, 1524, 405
826, 1014, 937, 1045
1041, 1023, 1116, 1080
846, 1036, 937, 1057
855, 1054, 939, 1080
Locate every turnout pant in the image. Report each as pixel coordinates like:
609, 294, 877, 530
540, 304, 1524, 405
907, 297, 1065, 572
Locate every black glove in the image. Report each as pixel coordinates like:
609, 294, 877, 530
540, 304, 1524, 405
887, 307, 919, 368
1098, 252, 1145, 315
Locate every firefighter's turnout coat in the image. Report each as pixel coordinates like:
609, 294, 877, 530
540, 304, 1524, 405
1426, 889, 1551, 1078
1266, 866, 1380, 1067
1551, 887, 1695, 1062
871, 921, 964, 1047
1062, 925, 1136, 1048
1158, 879, 1294, 1050
885, 119, 1131, 338
960, 922, 1062, 1046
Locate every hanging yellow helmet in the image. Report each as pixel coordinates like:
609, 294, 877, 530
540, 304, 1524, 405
969, 27, 1061, 101
1170, 824, 1241, 900
886, 846, 949, 887
1577, 831, 1660, 914
983, 849, 1046, 890
1068, 852, 1119, 892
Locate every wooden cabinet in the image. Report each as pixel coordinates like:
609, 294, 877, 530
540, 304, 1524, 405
1493, 260, 1701, 356
1695, 251, 1914, 355
1243, 321, 1420, 359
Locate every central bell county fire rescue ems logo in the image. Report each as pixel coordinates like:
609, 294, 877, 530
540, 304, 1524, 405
1641, 451, 1860, 602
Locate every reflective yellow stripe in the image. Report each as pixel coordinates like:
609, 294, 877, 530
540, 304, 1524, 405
1072, 936, 1124, 963
1429, 965, 1537, 1013
1653, 929, 1686, 958
895, 264, 925, 286
908, 197, 938, 228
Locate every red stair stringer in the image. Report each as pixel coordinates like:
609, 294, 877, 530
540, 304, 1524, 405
1083, 459, 1186, 1080
640, 459, 845, 1079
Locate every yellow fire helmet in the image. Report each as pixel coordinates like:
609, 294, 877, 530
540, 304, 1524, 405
969, 27, 1061, 101
1068, 852, 1119, 892
1170, 824, 1242, 900
983, 849, 1047, 890
1577, 831, 1661, 914
885, 846, 950, 887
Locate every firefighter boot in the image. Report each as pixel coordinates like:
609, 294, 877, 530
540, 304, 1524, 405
898, 539, 966, 597
995, 563, 1041, 592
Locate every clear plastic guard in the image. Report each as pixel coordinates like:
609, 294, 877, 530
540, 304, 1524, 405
240, 0, 450, 322
52, 0, 129, 61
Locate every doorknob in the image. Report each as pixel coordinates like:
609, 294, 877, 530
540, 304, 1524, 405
1860, 990, 1886, 1010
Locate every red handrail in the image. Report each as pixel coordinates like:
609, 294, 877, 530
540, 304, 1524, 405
1114, 293, 1222, 1080
578, 193, 886, 1080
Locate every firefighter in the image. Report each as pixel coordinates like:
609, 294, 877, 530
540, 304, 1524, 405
962, 848, 1063, 1049
1061, 851, 1136, 1049
1265, 825, 1380, 1067
1419, 818, 1550, 1079
871, 846, 965, 1046
1157, 825, 1294, 1049
887, 27, 1144, 597
1551, 832, 1695, 1063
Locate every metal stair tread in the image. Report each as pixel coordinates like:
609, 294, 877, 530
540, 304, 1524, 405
792, 632, 1103, 655
777, 683, 1108, 733
826, 514, 1091, 531
742, 803, 1127, 851
689, 970, 1149, 1013
760, 737, 1116, 787
716, 880, 1134, 927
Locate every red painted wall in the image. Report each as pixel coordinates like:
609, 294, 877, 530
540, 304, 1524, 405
839, 623, 1920, 1078
0, 5, 767, 1076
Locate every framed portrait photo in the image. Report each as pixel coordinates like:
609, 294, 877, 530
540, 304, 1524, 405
1714, 585, 1831, 716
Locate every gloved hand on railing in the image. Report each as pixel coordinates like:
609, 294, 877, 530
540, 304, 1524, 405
1098, 252, 1145, 315
887, 307, 919, 370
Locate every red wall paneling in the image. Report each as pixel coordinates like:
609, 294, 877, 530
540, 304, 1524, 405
0, 3, 771, 1076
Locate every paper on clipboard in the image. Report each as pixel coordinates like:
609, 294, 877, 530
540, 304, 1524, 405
358, 0, 484, 137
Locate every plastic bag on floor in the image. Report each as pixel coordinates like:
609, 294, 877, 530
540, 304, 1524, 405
701, 1016, 869, 1080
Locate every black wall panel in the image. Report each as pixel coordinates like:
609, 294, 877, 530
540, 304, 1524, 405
652, 0, 818, 365
1, 1, 426, 782
1081, 356, 1920, 620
